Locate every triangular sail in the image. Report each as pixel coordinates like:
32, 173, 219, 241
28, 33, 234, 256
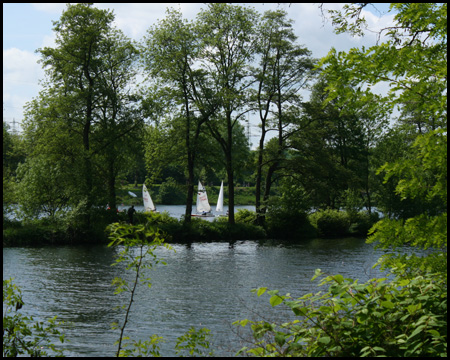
196, 181, 211, 213
216, 181, 224, 213
143, 184, 155, 212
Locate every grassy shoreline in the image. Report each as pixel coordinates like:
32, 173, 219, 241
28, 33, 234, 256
3, 207, 378, 247
2, 215, 267, 247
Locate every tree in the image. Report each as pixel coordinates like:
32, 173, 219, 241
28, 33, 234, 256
252, 9, 314, 225
91, 28, 141, 210
3, 122, 25, 214
22, 4, 141, 224
37, 4, 115, 214
319, 3, 446, 213
142, 8, 216, 221
320, 3, 447, 124
196, 3, 258, 224
369, 128, 447, 271
15, 156, 70, 218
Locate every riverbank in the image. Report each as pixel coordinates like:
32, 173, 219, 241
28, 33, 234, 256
3, 208, 378, 247
2, 213, 266, 247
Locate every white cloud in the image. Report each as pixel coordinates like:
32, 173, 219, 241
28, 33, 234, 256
3, 48, 42, 85
31, 3, 67, 14
41, 33, 57, 49
101, 3, 170, 39
3, 48, 43, 125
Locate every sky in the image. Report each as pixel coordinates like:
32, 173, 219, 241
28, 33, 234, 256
3, 3, 396, 137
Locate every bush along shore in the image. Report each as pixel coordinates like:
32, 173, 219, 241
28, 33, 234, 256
3, 208, 379, 247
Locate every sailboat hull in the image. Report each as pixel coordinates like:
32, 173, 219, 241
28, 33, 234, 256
191, 212, 215, 217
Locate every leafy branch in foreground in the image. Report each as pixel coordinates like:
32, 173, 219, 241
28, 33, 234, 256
368, 129, 447, 273
107, 222, 214, 357
107, 222, 173, 357
174, 327, 214, 357
235, 268, 447, 357
3, 278, 66, 357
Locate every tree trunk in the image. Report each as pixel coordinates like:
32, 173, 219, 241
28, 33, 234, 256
184, 152, 194, 222
226, 155, 235, 224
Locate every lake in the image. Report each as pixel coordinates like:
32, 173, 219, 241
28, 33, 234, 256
3, 236, 397, 357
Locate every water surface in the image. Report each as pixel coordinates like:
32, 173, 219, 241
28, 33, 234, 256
4, 238, 391, 356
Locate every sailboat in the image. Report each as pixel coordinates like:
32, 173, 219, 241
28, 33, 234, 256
215, 181, 225, 216
192, 181, 214, 217
142, 184, 158, 213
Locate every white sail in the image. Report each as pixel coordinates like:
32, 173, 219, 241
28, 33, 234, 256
196, 181, 211, 213
216, 181, 224, 213
142, 184, 156, 212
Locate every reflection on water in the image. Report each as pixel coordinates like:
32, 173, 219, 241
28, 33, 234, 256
3, 239, 397, 356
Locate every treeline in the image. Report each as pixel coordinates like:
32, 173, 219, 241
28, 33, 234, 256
2, 3, 447, 238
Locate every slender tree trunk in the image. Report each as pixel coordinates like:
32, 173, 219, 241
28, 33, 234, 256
255, 133, 266, 226
226, 112, 235, 225
183, 85, 195, 223
83, 65, 94, 228
261, 162, 277, 218
226, 154, 235, 224
185, 152, 194, 222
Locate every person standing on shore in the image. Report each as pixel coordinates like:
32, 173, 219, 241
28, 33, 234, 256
127, 205, 136, 224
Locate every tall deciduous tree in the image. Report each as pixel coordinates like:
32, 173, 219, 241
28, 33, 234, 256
91, 28, 141, 210
252, 9, 314, 225
142, 8, 216, 221
196, 3, 258, 224
22, 4, 140, 224
37, 4, 115, 213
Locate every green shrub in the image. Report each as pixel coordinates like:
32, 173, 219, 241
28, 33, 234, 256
235, 209, 257, 224
309, 209, 351, 237
149, 218, 266, 243
236, 268, 447, 357
348, 211, 380, 236
135, 210, 177, 225
266, 208, 316, 240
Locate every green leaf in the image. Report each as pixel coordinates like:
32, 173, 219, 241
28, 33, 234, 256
257, 287, 267, 297
427, 329, 440, 338
319, 306, 332, 314
318, 336, 331, 344
275, 333, 286, 347
373, 346, 386, 352
270, 295, 284, 307
381, 300, 395, 309
409, 325, 426, 339
291, 306, 308, 316
311, 268, 322, 281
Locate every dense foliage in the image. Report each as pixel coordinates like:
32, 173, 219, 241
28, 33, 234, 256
3, 279, 65, 357
235, 267, 447, 357
234, 3, 447, 357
